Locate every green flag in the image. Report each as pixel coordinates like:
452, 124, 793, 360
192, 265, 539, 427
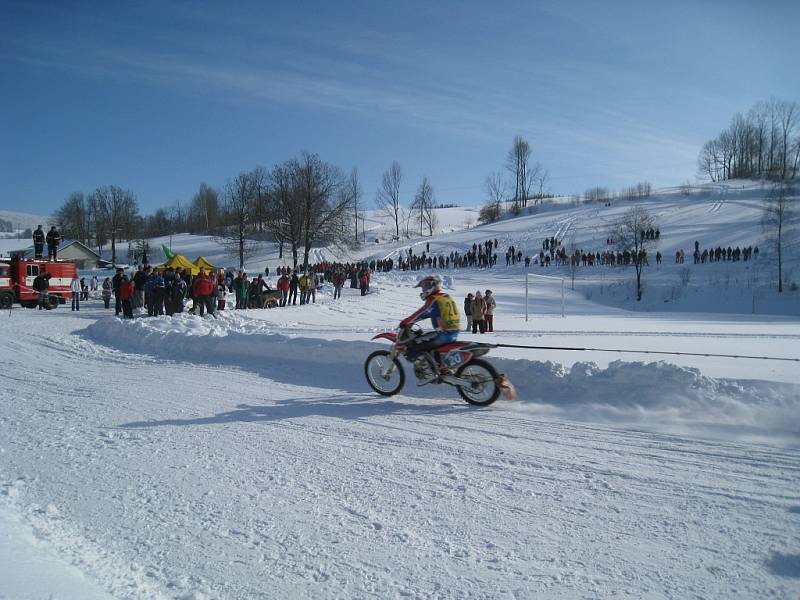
162, 244, 175, 259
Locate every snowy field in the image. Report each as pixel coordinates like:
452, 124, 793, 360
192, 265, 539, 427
1, 181, 800, 598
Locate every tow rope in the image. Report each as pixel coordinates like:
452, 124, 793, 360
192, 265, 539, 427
490, 343, 800, 363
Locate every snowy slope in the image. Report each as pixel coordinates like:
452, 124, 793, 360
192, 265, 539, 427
1, 306, 799, 599
149, 180, 798, 316
0, 210, 51, 232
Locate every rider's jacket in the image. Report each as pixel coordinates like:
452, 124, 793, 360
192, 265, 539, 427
401, 291, 461, 332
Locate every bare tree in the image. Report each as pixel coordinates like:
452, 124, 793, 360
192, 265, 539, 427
506, 136, 533, 210
292, 152, 351, 270
376, 161, 403, 239
698, 98, 800, 182
89, 185, 138, 264
218, 171, 260, 269
479, 171, 505, 224
188, 183, 220, 233
347, 167, 362, 244
250, 166, 270, 233
264, 161, 303, 266
534, 168, 550, 202
412, 176, 436, 236
55, 192, 91, 244
776, 100, 799, 180
608, 205, 658, 301
762, 182, 796, 292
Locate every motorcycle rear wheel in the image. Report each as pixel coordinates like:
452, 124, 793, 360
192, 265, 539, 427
456, 358, 500, 406
364, 350, 405, 396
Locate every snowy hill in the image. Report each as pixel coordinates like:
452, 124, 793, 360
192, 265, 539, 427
0, 209, 51, 232
153, 180, 798, 316
1, 179, 798, 598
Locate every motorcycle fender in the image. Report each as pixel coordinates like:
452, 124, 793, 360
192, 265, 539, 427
496, 375, 516, 400
372, 332, 397, 343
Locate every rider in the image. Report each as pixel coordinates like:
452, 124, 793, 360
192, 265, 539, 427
400, 275, 461, 375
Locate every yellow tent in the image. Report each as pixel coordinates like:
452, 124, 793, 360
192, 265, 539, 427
155, 254, 202, 276
193, 256, 217, 272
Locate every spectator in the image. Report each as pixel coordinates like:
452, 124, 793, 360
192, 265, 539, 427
464, 293, 474, 332
120, 275, 135, 318
171, 270, 187, 314
101, 277, 112, 309
32, 225, 45, 259
70, 276, 81, 311
277, 272, 290, 307
484, 289, 495, 332
111, 267, 125, 316
192, 269, 216, 316
133, 266, 147, 309
309, 273, 318, 304
299, 272, 310, 305
332, 269, 344, 300
289, 271, 299, 305
234, 271, 248, 309
46, 226, 61, 260
470, 291, 487, 334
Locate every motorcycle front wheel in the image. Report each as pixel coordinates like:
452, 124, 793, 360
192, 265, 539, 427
456, 358, 501, 406
364, 350, 405, 396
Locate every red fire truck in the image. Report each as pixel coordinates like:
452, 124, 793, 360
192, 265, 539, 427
0, 257, 77, 309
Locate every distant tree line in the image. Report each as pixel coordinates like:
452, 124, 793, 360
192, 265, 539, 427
698, 98, 799, 182
53, 153, 360, 269
0, 218, 12, 232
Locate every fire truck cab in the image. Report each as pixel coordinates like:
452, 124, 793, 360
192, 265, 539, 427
0, 257, 77, 309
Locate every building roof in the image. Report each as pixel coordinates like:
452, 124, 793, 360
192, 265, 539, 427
59, 239, 101, 259
0, 239, 100, 260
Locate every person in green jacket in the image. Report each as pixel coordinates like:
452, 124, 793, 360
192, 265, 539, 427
234, 271, 249, 309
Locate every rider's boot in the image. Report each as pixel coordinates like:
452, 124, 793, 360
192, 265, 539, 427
413, 353, 438, 385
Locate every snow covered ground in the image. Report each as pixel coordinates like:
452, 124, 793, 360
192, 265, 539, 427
1, 181, 799, 598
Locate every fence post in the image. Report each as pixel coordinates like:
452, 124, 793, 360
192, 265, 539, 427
561, 278, 565, 318
525, 272, 529, 322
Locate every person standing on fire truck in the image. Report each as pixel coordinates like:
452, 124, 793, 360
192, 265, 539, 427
46, 226, 61, 261
32, 225, 45, 259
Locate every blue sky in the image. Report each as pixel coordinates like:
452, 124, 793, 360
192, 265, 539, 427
1, 0, 798, 215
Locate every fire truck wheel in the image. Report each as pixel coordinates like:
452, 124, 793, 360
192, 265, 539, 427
47, 295, 61, 310
0, 293, 12, 310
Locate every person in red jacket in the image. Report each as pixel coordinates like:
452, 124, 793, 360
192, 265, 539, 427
277, 273, 290, 307
192, 269, 216, 316
119, 275, 135, 319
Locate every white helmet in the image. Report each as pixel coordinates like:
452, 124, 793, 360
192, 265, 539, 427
415, 275, 442, 300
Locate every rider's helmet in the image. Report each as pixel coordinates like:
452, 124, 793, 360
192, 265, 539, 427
415, 274, 442, 300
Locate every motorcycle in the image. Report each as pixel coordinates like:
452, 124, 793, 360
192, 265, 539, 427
364, 324, 516, 406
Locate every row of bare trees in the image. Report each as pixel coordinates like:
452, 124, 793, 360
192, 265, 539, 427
54, 186, 138, 263
479, 136, 549, 224
698, 98, 800, 182
374, 161, 438, 239
215, 153, 359, 269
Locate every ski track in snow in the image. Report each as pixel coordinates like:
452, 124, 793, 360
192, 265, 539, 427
1, 306, 799, 599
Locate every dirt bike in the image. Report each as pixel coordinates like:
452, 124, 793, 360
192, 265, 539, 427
364, 324, 515, 406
